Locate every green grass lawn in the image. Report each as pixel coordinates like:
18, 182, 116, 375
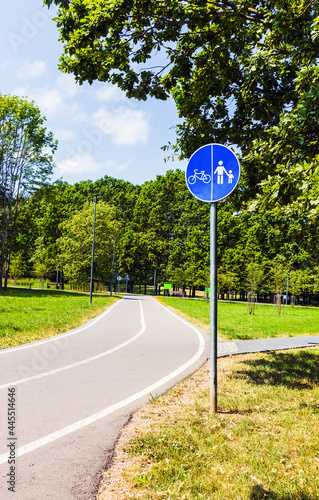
157, 297, 319, 339
101, 348, 319, 500
0, 288, 119, 349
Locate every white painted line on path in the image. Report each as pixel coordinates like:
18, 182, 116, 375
0, 298, 122, 354
0, 299, 146, 390
0, 299, 206, 464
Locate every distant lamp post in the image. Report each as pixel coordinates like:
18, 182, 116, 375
110, 236, 116, 297
153, 267, 157, 296
89, 193, 102, 304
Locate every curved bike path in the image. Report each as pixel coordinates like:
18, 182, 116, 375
0, 294, 318, 500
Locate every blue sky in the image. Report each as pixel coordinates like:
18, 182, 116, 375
0, 0, 187, 186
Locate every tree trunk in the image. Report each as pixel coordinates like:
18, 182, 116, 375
3, 201, 20, 290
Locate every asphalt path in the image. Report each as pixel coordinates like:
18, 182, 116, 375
217, 336, 319, 356
1, 295, 318, 499
0, 295, 209, 500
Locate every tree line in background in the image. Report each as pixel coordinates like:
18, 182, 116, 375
4, 168, 319, 304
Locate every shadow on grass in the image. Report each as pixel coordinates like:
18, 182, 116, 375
0, 325, 22, 336
235, 350, 319, 389
2, 287, 98, 299
221, 328, 252, 340
250, 484, 312, 499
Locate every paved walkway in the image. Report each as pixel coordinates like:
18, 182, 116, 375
217, 336, 319, 356
0, 296, 209, 500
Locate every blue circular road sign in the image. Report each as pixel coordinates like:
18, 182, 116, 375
186, 144, 240, 203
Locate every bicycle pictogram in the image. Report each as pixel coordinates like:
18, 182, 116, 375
187, 169, 211, 185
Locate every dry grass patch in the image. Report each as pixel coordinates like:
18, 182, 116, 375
96, 359, 215, 499
97, 349, 319, 500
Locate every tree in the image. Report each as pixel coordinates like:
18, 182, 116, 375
9, 252, 27, 285
30, 236, 56, 287
246, 262, 264, 293
270, 255, 290, 295
8, 176, 140, 283
288, 269, 303, 303
0, 94, 57, 290
217, 267, 239, 298
57, 201, 119, 284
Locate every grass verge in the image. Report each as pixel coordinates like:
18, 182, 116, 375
0, 288, 119, 349
157, 297, 319, 339
97, 348, 319, 500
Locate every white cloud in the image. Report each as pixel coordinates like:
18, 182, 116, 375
35, 88, 65, 115
54, 129, 76, 141
9, 84, 79, 120
56, 154, 102, 176
94, 85, 127, 104
56, 154, 133, 179
11, 86, 29, 98
93, 107, 150, 146
30, 87, 79, 118
17, 60, 48, 80
56, 73, 79, 98
0, 59, 13, 71
105, 158, 134, 173
11, 72, 80, 119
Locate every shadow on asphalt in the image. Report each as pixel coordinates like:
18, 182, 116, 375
5, 287, 91, 299
234, 349, 319, 390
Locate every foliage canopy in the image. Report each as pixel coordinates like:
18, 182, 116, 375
44, 0, 318, 151
44, 0, 319, 218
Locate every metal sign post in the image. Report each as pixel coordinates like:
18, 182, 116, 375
186, 144, 240, 413
153, 268, 157, 296
90, 193, 102, 304
210, 203, 218, 412
110, 237, 116, 297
